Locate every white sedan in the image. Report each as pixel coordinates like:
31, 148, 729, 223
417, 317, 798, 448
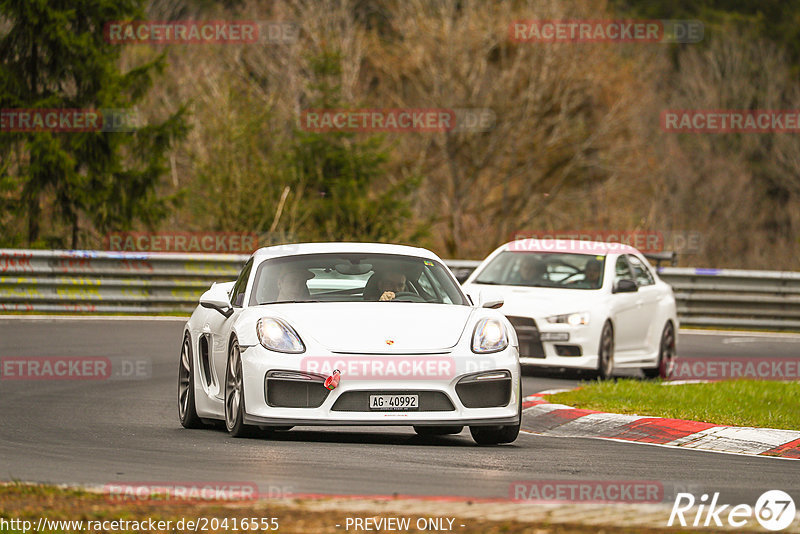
462, 239, 677, 379
178, 242, 522, 445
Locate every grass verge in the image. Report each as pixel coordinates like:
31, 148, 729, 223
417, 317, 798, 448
547, 379, 800, 430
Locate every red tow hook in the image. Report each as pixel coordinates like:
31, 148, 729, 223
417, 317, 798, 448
324, 369, 341, 390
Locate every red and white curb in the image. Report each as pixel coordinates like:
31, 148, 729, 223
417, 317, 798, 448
522, 392, 800, 459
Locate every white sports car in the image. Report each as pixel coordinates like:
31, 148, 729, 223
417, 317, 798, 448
178, 242, 521, 445
462, 239, 677, 379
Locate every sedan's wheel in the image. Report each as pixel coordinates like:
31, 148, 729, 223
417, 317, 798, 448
644, 322, 676, 379
469, 390, 521, 445
224, 339, 256, 437
596, 322, 615, 380
178, 335, 203, 428
413, 425, 463, 436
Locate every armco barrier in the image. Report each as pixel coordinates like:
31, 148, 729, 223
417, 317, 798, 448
0, 249, 798, 330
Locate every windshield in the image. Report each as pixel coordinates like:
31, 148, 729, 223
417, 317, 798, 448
249, 253, 468, 305
474, 251, 605, 290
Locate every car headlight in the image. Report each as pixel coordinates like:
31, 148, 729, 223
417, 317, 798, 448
546, 312, 590, 326
256, 318, 305, 353
472, 318, 509, 353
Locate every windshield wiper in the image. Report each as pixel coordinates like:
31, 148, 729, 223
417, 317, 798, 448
473, 280, 501, 285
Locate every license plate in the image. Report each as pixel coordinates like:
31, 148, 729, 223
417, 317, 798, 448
369, 394, 419, 411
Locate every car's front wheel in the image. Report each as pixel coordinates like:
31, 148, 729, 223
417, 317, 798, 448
596, 321, 615, 380
178, 334, 203, 428
643, 322, 676, 379
224, 338, 257, 437
469, 392, 521, 445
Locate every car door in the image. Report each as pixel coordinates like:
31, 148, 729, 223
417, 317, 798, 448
609, 255, 640, 356
626, 254, 660, 353
210, 258, 253, 397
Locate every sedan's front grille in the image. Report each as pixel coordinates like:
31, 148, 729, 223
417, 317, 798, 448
506, 316, 545, 358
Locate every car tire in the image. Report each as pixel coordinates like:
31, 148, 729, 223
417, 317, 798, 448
595, 321, 615, 380
178, 334, 204, 429
469, 391, 521, 445
224, 338, 257, 438
413, 425, 463, 436
643, 322, 676, 379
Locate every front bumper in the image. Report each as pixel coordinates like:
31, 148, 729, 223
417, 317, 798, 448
239, 345, 521, 427
517, 321, 602, 369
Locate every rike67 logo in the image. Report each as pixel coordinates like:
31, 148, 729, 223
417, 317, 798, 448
669, 490, 796, 531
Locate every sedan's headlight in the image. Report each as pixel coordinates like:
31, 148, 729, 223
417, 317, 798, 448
256, 318, 305, 353
472, 318, 509, 353
546, 312, 590, 326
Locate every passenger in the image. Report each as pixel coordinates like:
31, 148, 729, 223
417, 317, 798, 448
516, 258, 547, 286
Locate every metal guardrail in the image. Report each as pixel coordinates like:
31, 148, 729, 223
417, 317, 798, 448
1, 249, 799, 330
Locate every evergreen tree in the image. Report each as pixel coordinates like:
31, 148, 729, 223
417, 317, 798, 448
0, 0, 188, 248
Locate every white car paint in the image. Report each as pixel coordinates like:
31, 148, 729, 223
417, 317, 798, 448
462, 239, 678, 376
179, 242, 522, 444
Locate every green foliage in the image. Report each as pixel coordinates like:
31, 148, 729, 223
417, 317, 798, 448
288, 50, 419, 243
611, 0, 800, 66
549, 379, 800, 430
0, 0, 188, 248
191, 48, 420, 245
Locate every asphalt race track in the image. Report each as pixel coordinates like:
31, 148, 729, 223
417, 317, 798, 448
1, 318, 798, 507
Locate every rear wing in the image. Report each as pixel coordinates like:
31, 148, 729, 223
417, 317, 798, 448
644, 251, 677, 267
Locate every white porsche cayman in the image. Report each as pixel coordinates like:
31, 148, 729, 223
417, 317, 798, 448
178, 242, 521, 445
462, 239, 678, 380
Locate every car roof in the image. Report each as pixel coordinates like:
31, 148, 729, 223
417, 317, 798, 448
502, 238, 639, 256
252, 242, 442, 261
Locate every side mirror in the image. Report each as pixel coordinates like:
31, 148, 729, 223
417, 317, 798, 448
613, 279, 638, 294
200, 282, 234, 318
479, 290, 504, 309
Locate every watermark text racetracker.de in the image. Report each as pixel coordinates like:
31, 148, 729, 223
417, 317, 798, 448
511, 480, 663, 503
509, 230, 704, 254
301, 355, 501, 380
298, 108, 495, 133
669, 357, 800, 381
1, 108, 139, 132
104, 20, 298, 44
662, 110, 800, 133
102, 482, 286, 502
105, 231, 259, 254
509, 19, 703, 43
0, 356, 151, 381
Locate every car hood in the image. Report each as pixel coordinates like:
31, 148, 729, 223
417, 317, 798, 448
253, 302, 475, 353
464, 283, 605, 319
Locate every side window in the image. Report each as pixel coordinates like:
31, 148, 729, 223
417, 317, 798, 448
230, 259, 253, 307
627, 255, 655, 287
614, 256, 633, 283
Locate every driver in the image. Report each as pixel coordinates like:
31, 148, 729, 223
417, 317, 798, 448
567, 258, 602, 288
377, 271, 407, 301
583, 259, 602, 287
275, 269, 314, 301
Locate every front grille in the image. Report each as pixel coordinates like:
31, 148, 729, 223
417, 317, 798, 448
455, 371, 512, 408
507, 316, 545, 358
331, 390, 455, 412
265, 372, 330, 408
